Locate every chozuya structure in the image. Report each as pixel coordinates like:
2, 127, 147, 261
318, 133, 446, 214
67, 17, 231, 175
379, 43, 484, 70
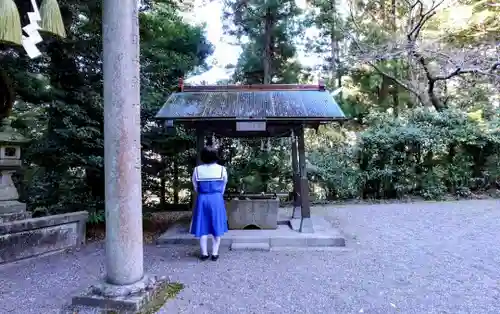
155, 80, 346, 233
3, 0, 170, 312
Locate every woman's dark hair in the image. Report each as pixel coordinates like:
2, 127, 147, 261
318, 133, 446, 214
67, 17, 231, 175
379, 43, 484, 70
200, 146, 219, 164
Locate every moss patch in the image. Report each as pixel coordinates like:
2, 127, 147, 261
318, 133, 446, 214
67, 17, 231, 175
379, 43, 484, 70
94, 282, 184, 314
140, 282, 184, 314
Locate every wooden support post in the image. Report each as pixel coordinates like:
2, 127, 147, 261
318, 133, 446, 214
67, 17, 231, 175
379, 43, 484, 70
297, 125, 313, 233
191, 128, 205, 208
206, 132, 214, 146
196, 128, 205, 166
291, 130, 301, 219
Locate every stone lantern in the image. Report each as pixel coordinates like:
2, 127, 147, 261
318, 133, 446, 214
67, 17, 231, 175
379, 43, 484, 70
0, 118, 29, 216
0, 117, 88, 265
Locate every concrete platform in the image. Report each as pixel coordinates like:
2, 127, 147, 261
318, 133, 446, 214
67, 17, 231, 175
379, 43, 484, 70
156, 215, 346, 250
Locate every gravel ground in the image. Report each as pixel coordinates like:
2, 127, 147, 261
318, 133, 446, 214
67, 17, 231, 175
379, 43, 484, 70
1, 199, 500, 314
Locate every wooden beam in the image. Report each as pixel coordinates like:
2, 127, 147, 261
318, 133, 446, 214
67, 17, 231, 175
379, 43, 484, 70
182, 84, 325, 92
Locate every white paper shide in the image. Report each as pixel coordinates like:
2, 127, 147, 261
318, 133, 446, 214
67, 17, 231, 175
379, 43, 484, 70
22, 0, 44, 59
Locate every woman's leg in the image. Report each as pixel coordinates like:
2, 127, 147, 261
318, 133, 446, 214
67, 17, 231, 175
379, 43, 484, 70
212, 235, 221, 256
200, 235, 208, 256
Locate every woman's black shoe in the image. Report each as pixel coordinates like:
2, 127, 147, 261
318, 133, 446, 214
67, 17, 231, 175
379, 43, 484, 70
200, 255, 209, 261
211, 255, 219, 261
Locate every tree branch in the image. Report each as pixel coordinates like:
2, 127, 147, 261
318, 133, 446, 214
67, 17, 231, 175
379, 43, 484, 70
345, 22, 427, 105
346, 3, 427, 105
407, 0, 444, 41
435, 61, 500, 81
347, 0, 498, 111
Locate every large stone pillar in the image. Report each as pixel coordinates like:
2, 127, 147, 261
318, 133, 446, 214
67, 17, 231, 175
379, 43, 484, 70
297, 126, 313, 233
72, 0, 168, 311
291, 130, 301, 219
102, 0, 143, 285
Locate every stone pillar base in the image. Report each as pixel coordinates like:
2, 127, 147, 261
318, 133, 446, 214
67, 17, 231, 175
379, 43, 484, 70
71, 275, 173, 313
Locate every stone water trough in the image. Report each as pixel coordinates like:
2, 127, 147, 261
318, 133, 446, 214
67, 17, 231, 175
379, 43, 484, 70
226, 193, 281, 230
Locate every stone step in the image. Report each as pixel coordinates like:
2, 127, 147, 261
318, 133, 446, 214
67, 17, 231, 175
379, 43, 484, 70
0, 212, 32, 223
156, 217, 347, 249
270, 247, 353, 252
0, 200, 27, 215
230, 242, 271, 251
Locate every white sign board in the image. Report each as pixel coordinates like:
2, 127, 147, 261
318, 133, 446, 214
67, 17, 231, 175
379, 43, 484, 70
236, 121, 267, 132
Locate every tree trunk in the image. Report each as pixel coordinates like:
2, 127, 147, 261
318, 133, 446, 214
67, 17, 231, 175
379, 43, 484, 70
379, 76, 390, 103
160, 175, 166, 209
160, 156, 167, 209
391, 86, 400, 116
427, 79, 445, 111
86, 168, 105, 200
390, 0, 396, 30
390, 0, 399, 115
329, 0, 339, 87
380, 0, 386, 21
263, 8, 273, 84
173, 156, 179, 204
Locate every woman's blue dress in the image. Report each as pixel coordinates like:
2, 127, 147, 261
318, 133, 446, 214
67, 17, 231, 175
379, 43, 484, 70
190, 164, 228, 238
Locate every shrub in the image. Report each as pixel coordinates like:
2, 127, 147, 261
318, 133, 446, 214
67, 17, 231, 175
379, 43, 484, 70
308, 107, 500, 200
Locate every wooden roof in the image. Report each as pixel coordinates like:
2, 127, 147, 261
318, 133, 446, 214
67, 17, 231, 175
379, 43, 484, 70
155, 83, 346, 122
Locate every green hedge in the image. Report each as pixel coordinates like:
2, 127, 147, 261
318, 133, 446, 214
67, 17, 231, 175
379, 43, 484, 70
309, 108, 500, 200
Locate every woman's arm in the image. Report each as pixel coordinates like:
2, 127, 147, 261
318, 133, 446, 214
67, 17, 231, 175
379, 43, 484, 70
192, 167, 198, 193
222, 166, 228, 194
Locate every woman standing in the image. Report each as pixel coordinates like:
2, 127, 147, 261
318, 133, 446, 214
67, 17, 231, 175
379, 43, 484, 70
190, 146, 228, 261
